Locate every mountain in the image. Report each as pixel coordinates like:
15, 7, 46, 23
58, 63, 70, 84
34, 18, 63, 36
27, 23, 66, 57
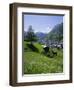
35, 32, 47, 43
36, 32, 47, 39
47, 22, 63, 42
24, 22, 63, 44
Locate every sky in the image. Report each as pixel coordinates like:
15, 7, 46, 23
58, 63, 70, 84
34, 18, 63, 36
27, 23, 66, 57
24, 14, 63, 33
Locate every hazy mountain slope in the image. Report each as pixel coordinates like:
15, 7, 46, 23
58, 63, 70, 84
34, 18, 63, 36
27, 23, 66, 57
47, 22, 63, 41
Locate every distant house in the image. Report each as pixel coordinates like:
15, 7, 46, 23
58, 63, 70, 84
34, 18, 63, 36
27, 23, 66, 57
45, 40, 63, 48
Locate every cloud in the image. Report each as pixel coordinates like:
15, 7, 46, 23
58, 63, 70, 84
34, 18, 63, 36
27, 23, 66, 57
34, 26, 52, 33
46, 26, 52, 33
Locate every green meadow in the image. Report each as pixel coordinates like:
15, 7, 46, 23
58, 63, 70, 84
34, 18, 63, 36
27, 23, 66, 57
24, 41, 63, 74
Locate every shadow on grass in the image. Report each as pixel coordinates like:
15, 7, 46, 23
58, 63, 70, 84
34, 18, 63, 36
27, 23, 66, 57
26, 44, 39, 52
41, 49, 57, 58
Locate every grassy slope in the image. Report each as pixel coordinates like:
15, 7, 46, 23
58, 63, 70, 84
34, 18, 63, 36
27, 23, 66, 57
24, 42, 63, 74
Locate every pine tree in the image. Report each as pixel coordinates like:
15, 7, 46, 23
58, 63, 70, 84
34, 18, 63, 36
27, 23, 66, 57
26, 25, 37, 44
